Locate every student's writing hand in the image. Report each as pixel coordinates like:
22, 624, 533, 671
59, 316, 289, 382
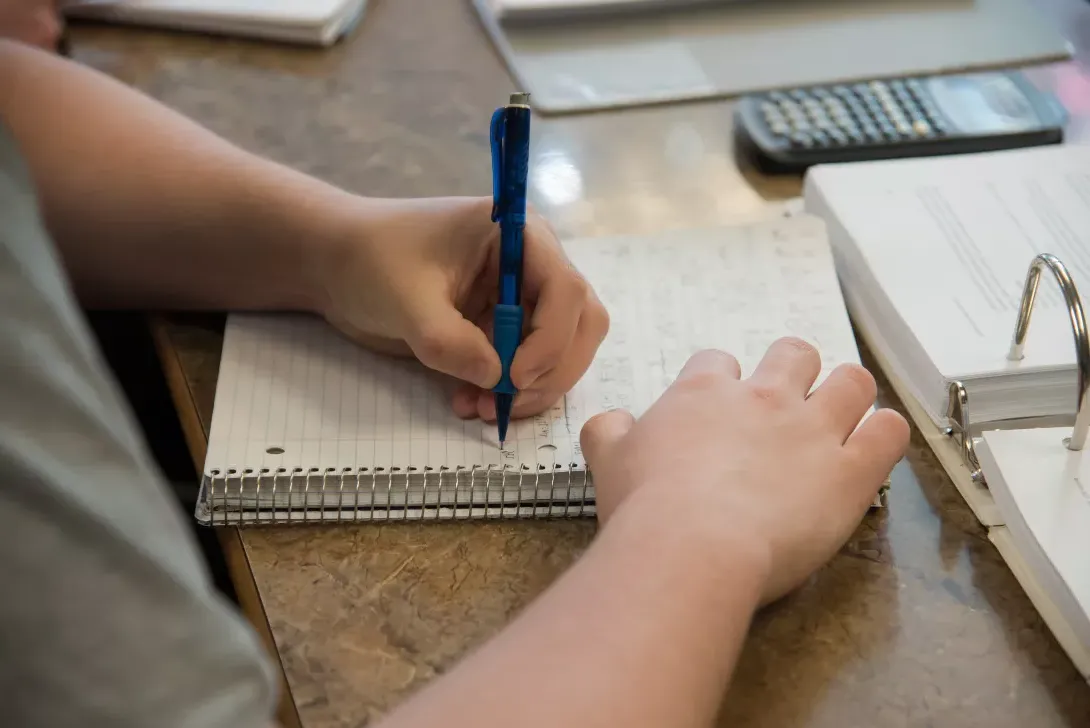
321, 196, 608, 421
0, 1, 63, 50
580, 340, 909, 604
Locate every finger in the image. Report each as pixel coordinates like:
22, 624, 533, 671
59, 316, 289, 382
451, 384, 481, 419
501, 300, 609, 420
405, 304, 501, 389
675, 349, 742, 384
842, 408, 911, 502
806, 363, 878, 442
747, 336, 822, 397
580, 409, 636, 470
510, 227, 586, 389
472, 387, 556, 422
510, 273, 586, 390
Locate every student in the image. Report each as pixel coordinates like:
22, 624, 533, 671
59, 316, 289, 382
0, 38, 909, 728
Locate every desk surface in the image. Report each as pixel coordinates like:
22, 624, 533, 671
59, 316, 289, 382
72, 0, 1090, 725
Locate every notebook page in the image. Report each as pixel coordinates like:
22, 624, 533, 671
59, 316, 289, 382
204, 215, 861, 476
806, 145, 1090, 381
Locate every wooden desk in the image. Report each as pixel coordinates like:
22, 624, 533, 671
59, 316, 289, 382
71, 0, 1090, 725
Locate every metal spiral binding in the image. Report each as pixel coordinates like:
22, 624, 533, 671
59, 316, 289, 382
944, 252, 1090, 483
196, 461, 595, 526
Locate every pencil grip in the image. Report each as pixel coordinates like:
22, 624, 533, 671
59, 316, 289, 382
492, 304, 523, 395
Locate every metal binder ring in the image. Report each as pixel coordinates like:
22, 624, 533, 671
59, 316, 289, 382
1006, 253, 1090, 451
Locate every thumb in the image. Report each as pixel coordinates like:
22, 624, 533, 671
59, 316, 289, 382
580, 409, 636, 470
405, 306, 501, 389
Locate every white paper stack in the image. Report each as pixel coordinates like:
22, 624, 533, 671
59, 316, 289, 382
802, 144, 1090, 681
805, 145, 1090, 430
63, 0, 366, 46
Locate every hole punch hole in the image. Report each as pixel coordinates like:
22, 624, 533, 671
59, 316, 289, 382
266, 446, 285, 455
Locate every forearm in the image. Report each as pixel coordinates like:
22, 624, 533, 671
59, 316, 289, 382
378, 494, 769, 728
0, 40, 353, 311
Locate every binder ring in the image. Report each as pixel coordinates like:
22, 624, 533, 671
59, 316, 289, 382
1006, 253, 1090, 451
945, 380, 982, 483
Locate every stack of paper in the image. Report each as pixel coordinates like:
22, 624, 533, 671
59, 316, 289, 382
802, 144, 1090, 681
976, 427, 1090, 680
804, 145, 1090, 431
63, 0, 366, 46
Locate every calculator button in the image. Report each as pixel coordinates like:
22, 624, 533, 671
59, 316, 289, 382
788, 132, 814, 148
768, 90, 789, 103
810, 130, 831, 147
826, 129, 849, 146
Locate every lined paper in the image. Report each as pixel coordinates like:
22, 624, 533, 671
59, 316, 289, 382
204, 214, 862, 476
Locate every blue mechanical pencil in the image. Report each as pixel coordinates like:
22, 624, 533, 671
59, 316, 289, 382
489, 92, 532, 448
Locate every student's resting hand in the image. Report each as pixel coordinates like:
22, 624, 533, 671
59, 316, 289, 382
580, 340, 910, 604
320, 196, 608, 422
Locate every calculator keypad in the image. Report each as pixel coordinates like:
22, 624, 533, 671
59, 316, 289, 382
758, 79, 950, 150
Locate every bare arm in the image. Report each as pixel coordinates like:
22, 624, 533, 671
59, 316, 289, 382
0, 39, 350, 311
379, 494, 768, 728
375, 344, 907, 728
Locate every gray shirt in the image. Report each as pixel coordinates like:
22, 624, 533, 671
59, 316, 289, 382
0, 122, 277, 725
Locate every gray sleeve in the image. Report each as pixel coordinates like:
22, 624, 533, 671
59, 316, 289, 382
0, 123, 278, 727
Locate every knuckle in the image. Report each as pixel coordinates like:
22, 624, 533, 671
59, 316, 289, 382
586, 294, 610, 338
839, 363, 877, 397
748, 382, 785, 405
568, 271, 590, 299
412, 326, 450, 364
675, 368, 723, 395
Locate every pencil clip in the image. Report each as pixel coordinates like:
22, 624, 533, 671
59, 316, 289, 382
944, 380, 983, 483
489, 107, 506, 222
1006, 253, 1090, 451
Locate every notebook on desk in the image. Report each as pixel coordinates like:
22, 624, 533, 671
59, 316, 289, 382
196, 214, 878, 526
62, 0, 367, 46
802, 143, 1090, 682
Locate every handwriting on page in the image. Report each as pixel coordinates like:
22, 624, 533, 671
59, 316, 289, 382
206, 218, 860, 475
558, 219, 862, 445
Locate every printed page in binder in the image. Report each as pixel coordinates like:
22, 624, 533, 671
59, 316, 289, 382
977, 427, 1090, 650
809, 145, 1090, 380
204, 214, 862, 477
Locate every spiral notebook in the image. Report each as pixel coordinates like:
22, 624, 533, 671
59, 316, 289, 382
195, 214, 871, 525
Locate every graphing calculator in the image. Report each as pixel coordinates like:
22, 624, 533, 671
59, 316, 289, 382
734, 71, 1068, 173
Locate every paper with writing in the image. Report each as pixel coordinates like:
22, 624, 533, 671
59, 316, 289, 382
204, 215, 861, 475
809, 145, 1090, 381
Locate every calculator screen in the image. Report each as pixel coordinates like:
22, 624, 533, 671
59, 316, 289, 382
925, 74, 1041, 133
